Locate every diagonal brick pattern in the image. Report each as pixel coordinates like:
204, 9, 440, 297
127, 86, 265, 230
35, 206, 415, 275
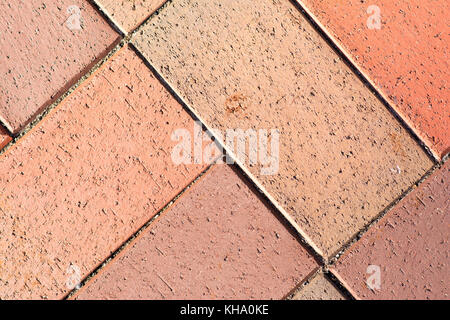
0, 46, 211, 299
75, 165, 318, 299
331, 161, 449, 300
132, 0, 433, 257
298, 0, 450, 159
0, 0, 447, 301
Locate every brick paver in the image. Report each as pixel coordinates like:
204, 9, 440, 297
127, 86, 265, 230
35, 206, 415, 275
132, 0, 433, 257
332, 161, 449, 299
0, 46, 210, 299
293, 273, 346, 300
0, 125, 11, 151
299, 0, 450, 159
75, 165, 318, 299
0, 0, 120, 134
94, 0, 166, 33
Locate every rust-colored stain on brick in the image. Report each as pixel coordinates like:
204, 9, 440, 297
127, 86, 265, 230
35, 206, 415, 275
75, 165, 318, 300
293, 273, 346, 300
0, 0, 120, 134
132, 0, 433, 257
0, 46, 210, 299
94, 0, 166, 33
0, 125, 11, 150
299, 0, 450, 158
332, 161, 449, 300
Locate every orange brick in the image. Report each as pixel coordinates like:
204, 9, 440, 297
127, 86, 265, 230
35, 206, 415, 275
299, 0, 450, 158
0, 46, 210, 299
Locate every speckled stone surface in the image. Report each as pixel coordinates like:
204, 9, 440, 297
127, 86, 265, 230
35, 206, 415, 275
94, 0, 166, 32
132, 0, 433, 257
293, 273, 346, 300
332, 161, 449, 300
0, 0, 120, 133
299, 0, 450, 158
75, 165, 318, 300
0, 46, 209, 299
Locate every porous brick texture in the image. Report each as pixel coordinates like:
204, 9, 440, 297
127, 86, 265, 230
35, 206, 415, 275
94, 0, 166, 33
0, 46, 210, 299
132, 0, 433, 257
332, 161, 449, 300
299, 0, 450, 158
293, 273, 346, 300
0, 0, 120, 133
75, 165, 318, 300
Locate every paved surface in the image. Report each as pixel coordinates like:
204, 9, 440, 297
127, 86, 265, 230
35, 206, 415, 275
75, 165, 318, 299
94, 0, 166, 33
293, 273, 346, 300
0, 0, 119, 133
332, 161, 449, 300
132, 0, 433, 258
0, 0, 448, 300
299, 0, 450, 159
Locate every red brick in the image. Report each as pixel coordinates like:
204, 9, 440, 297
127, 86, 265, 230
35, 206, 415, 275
0, 125, 11, 150
94, 0, 166, 33
0, 46, 210, 299
332, 161, 450, 299
75, 165, 318, 300
132, 0, 433, 257
0, 0, 120, 133
299, 0, 450, 158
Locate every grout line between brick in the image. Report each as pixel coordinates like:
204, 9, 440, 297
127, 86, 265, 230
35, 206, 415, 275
2, 0, 447, 300
327, 153, 449, 267
64, 163, 216, 300
87, 0, 128, 37
290, 0, 439, 163
128, 42, 327, 266
284, 266, 356, 300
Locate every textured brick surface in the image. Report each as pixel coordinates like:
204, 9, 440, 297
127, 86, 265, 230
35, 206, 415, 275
0, 0, 120, 133
332, 161, 449, 300
95, 0, 166, 32
0, 125, 11, 150
0, 46, 210, 299
75, 165, 318, 300
132, 0, 433, 257
293, 273, 346, 300
299, 0, 450, 158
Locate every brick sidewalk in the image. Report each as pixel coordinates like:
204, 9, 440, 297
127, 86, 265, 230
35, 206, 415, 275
0, 0, 448, 300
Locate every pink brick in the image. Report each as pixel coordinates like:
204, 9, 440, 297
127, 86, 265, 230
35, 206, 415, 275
332, 161, 449, 299
75, 165, 318, 299
0, 46, 210, 299
0, 0, 120, 133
